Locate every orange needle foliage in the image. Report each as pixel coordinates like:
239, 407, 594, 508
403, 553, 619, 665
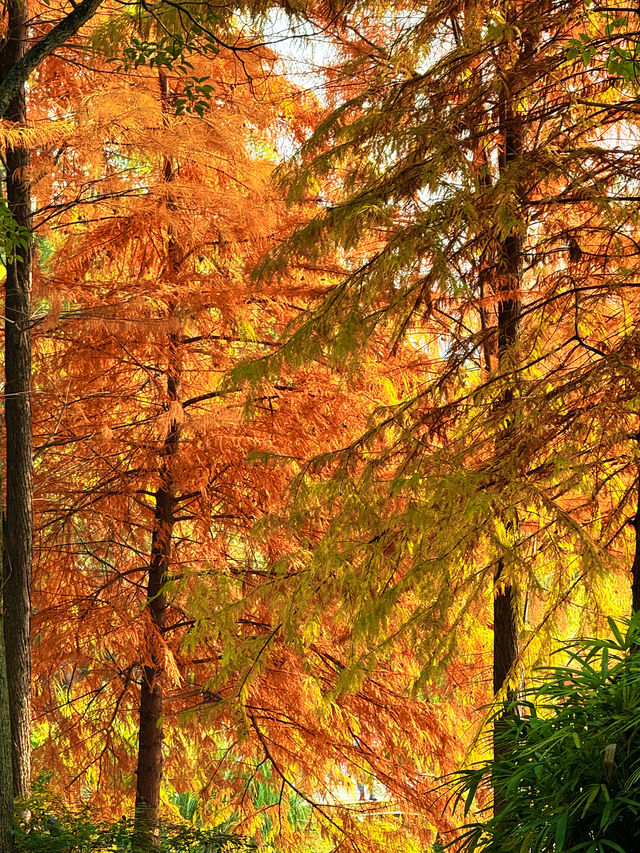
16, 15, 485, 851
13, 1, 640, 847
241, 0, 640, 688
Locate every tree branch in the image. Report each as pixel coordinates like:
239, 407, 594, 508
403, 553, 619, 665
0, 0, 105, 118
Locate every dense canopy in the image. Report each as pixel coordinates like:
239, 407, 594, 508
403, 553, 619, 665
0, 1, 638, 852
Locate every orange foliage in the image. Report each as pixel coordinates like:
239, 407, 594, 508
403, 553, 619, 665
17, 15, 484, 851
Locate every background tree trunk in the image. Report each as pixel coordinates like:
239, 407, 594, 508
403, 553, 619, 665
492, 34, 525, 817
133, 70, 181, 849
493, 220, 522, 710
1, 0, 33, 799
133, 401, 179, 846
0, 596, 15, 852
631, 445, 640, 612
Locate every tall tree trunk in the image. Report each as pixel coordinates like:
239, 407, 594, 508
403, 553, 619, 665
493, 220, 522, 709
0, 616, 14, 853
133, 71, 181, 849
631, 457, 640, 613
133, 473, 174, 846
491, 36, 525, 817
1, 0, 33, 799
0, 436, 14, 853
133, 368, 180, 845
0, 458, 14, 853
460, 0, 524, 713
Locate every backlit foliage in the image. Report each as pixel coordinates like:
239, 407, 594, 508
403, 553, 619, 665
236, 0, 639, 693
1, 0, 640, 850
19, 6, 479, 851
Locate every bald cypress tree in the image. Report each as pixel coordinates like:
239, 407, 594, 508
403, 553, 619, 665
240, 0, 640, 745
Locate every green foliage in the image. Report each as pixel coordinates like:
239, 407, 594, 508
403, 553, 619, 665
453, 615, 640, 852
116, 34, 216, 115
107, 1, 224, 70
168, 792, 200, 825
567, 15, 640, 82
600, 14, 640, 82
119, 33, 196, 72
0, 196, 30, 263
566, 33, 598, 67
175, 78, 215, 118
100, 1, 228, 117
15, 788, 256, 853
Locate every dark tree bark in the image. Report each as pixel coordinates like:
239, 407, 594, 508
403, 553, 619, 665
493, 222, 522, 713
492, 89, 523, 703
133, 72, 181, 850
0, 437, 14, 853
631, 464, 640, 613
133, 377, 180, 846
0, 608, 15, 853
491, 30, 528, 819
492, 577, 519, 698
1, 0, 33, 799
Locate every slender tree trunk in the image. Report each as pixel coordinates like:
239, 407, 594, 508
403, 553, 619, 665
631, 458, 640, 613
133, 71, 181, 849
0, 458, 15, 852
460, 0, 524, 714
493, 223, 522, 710
133, 372, 180, 845
0, 618, 14, 853
133, 480, 173, 846
492, 577, 519, 698
1, 0, 33, 799
0, 438, 15, 853
491, 43, 525, 818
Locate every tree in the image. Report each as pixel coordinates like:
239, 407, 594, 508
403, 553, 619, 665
30, 30, 304, 836
236, 0, 640, 720
0, 0, 201, 809
0, 0, 295, 814
2, 0, 35, 800
24, 29, 467, 853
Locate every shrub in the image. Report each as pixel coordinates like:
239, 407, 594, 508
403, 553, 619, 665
453, 615, 640, 853
15, 790, 256, 853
